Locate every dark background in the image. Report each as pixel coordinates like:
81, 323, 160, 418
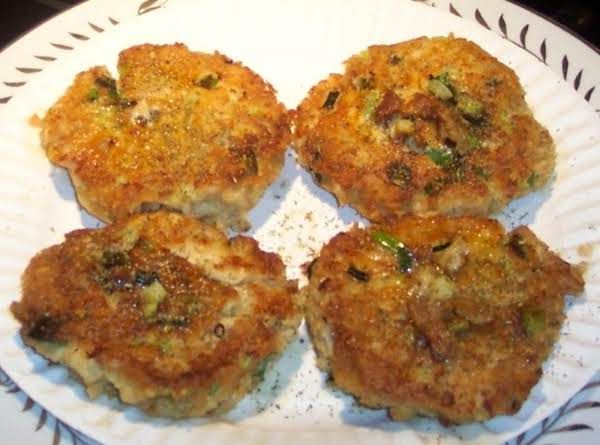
1, 0, 599, 49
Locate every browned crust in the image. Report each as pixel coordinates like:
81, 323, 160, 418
11, 211, 302, 417
293, 36, 555, 223
42, 44, 291, 230
304, 216, 583, 423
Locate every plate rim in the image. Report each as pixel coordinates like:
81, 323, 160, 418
0, 1, 599, 445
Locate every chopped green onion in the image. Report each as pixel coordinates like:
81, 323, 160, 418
448, 319, 470, 334
363, 90, 381, 117
159, 339, 172, 354
457, 95, 484, 121
521, 309, 545, 336
253, 355, 272, 380
209, 383, 220, 395
198, 73, 219, 89
425, 148, 454, 168
322, 90, 340, 109
466, 133, 482, 150
527, 172, 537, 188
141, 280, 167, 318
371, 231, 413, 273
87, 88, 99, 102
347, 266, 369, 282
428, 79, 453, 100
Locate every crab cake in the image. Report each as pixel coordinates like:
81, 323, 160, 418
304, 216, 584, 424
11, 212, 301, 418
294, 36, 555, 222
42, 44, 290, 230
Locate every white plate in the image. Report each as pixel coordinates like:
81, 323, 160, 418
1, 0, 599, 444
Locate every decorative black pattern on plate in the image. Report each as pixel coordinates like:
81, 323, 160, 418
4, 82, 27, 87
507, 378, 600, 445
88, 22, 104, 33
138, 0, 168, 15
69, 32, 89, 41
50, 43, 73, 50
444, 3, 595, 102
1, 16, 121, 108
2, 364, 93, 445
16, 67, 42, 74
562, 55, 569, 80
475, 9, 491, 30
449, 3, 462, 17
35, 55, 57, 62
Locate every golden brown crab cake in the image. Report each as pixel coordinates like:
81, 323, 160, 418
11, 212, 302, 418
42, 43, 290, 230
294, 36, 555, 222
304, 216, 583, 424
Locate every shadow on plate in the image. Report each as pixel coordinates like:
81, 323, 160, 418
49, 166, 103, 229
325, 372, 550, 442
11, 321, 309, 430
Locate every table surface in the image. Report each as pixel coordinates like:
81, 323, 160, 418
1, 0, 599, 49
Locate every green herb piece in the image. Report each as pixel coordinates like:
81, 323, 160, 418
95, 75, 120, 102
466, 133, 482, 150
435, 72, 452, 86
396, 248, 413, 273
198, 73, 219, 89
527, 172, 537, 188
159, 339, 172, 354
448, 319, 470, 334
372, 231, 413, 273
347, 266, 369, 282
457, 95, 484, 120
87, 88, 99, 102
363, 90, 381, 117
101, 250, 127, 269
428, 79, 453, 100
322, 90, 340, 109
141, 280, 168, 318
386, 161, 412, 188
425, 148, 454, 168
473, 166, 490, 180
209, 383, 220, 396
240, 355, 252, 369
253, 355, 273, 380
521, 309, 545, 336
